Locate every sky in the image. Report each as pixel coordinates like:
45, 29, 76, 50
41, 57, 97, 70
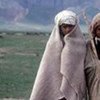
0, 0, 99, 32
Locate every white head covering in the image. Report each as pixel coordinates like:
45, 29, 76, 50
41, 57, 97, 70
55, 10, 77, 25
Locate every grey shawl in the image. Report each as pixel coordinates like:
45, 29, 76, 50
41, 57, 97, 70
85, 13, 100, 100
85, 41, 100, 100
30, 23, 86, 100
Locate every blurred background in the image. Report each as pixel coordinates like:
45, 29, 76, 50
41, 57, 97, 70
0, 0, 100, 100
0, 0, 99, 32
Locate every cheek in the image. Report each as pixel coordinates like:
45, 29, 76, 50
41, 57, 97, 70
66, 27, 73, 32
61, 28, 69, 35
96, 30, 100, 37
96, 30, 100, 34
65, 28, 71, 33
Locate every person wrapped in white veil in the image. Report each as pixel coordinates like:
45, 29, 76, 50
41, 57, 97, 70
29, 10, 87, 100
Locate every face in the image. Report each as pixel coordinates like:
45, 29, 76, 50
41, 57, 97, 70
60, 24, 75, 36
96, 26, 100, 38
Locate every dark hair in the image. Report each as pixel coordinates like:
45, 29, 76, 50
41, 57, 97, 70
94, 24, 100, 37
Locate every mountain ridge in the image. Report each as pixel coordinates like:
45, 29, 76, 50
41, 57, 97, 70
0, 0, 99, 32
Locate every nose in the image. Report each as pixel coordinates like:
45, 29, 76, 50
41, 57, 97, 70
65, 27, 72, 32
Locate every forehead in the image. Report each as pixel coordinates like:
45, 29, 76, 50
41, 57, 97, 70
61, 24, 75, 27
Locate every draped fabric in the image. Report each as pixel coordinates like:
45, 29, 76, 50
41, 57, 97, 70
30, 10, 87, 100
85, 41, 100, 100
85, 13, 100, 100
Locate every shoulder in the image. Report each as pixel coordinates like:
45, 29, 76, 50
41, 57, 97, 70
85, 39, 96, 59
86, 39, 99, 60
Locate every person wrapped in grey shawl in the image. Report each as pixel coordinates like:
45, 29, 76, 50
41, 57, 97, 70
85, 13, 100, 100
30, 10, 87, 100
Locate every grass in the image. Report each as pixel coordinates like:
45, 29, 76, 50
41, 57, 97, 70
0, 34, 49, 99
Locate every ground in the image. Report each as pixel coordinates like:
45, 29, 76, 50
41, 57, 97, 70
0, 34, 49, 99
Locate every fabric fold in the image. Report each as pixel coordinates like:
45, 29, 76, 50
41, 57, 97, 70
60, 25, 86, 100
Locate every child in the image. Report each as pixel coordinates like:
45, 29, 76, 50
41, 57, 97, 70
30, 10, 87, 100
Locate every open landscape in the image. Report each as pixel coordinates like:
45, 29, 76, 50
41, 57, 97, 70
0, 33, 90, 100
0, 34, 49, 100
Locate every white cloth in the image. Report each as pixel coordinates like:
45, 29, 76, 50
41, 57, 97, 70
30, 10, 86, 100
55, 10, 77, 25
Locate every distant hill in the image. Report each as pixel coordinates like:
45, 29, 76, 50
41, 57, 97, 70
0, 0, 99, 32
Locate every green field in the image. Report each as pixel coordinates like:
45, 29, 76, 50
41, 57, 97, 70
0, 34, 49, 99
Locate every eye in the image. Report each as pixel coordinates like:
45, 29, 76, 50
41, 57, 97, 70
97, 26, 100, 31
61, 24, 75, 28
62, 25, 68, 28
